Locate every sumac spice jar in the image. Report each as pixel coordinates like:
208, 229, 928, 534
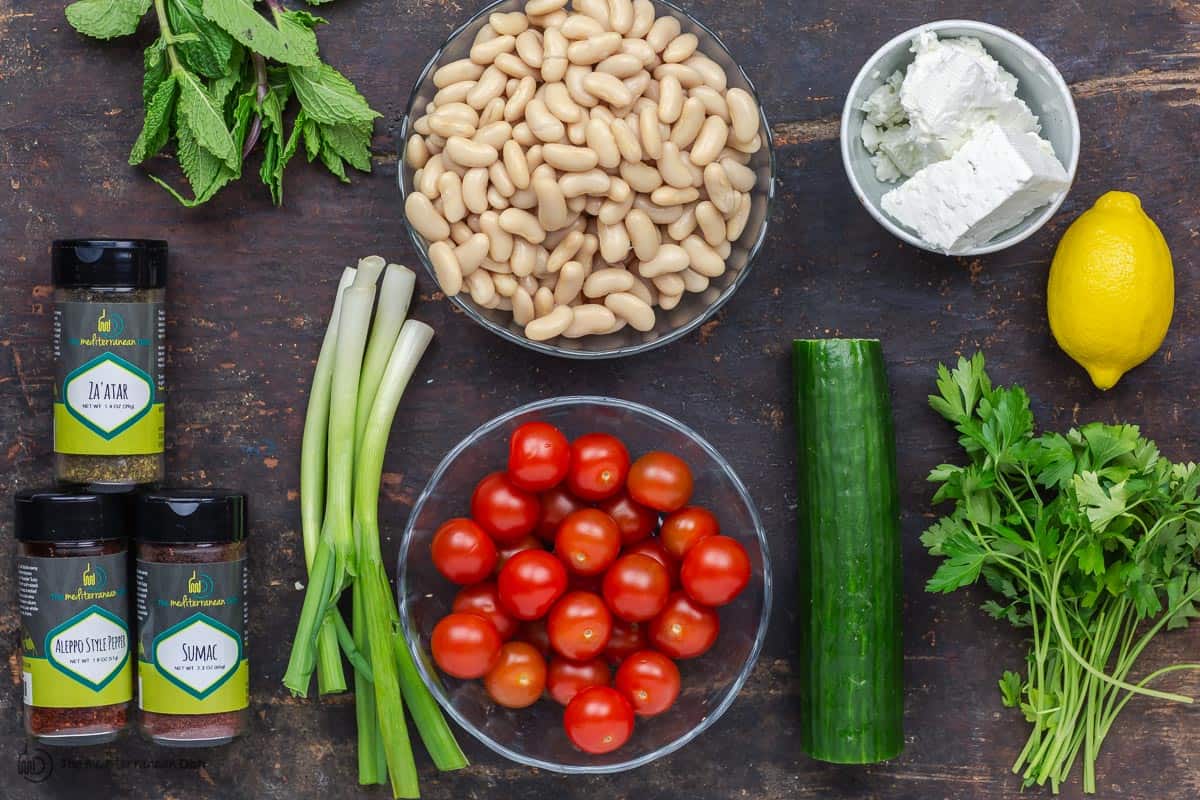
135, 489, 249, 746
15, 489, 133, 745
52, 239, 167, 486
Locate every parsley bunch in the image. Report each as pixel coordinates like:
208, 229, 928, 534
66, 0, 379, 206
924, 353, 1200, 794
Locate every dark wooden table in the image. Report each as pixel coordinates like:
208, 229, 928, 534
3, 1, 1199, 798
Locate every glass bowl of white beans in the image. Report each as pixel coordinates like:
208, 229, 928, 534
399, 0, 775, 358
398, 396, 772, 772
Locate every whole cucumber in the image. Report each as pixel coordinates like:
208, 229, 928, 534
793, 339, 904, 764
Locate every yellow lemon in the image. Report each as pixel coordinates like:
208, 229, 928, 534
1047, 191, 1173, 390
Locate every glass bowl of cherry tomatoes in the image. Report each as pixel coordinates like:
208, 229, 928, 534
397, 396, 771, 773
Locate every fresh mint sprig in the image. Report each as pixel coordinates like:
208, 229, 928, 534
924, 353, 1200, 794
66, 0, 379, 206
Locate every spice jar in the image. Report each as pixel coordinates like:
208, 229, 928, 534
15, 489, 133, 745
135, 489, 249, 746
52, 239, 167, 486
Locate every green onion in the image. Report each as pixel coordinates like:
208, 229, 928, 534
286, 261, 464, 796
299, 266, 355, 695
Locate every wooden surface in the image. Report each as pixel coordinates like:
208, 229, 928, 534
2, 1, 1199, 798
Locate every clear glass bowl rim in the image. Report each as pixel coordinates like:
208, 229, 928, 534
396, 395, 774, 774
397, 0, 778, 359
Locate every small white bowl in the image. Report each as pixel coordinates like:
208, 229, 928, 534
840, 20, 1080, 256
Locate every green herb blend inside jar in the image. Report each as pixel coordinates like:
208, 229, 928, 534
15, 489, 133, 745
52, 239, 167, 485
135, 489, 249, 746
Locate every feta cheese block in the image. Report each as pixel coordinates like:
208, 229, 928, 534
880, 121, 1070, 252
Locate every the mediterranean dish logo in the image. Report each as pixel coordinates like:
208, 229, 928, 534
75, 307, 145, 347
160, 570, 234, 609
50, 562, 120, 602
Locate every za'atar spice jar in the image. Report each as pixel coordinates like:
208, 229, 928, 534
135, 489, 249, 746
15, 489, 133, 745
52, 239, 167, 486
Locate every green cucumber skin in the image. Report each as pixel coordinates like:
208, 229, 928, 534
793, 339, 904, 765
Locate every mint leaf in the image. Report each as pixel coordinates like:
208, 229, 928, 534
129, 75, 179, 165
66, 0, 150, 40
320, 145, 349, 182
288, 63, 380, 127
302, 115, 321, 161
202, 0, 320, 66
151, 104, 236, 206
177, 69, 239, 169
319, 123, 372, 172
143, 39, 169, 102
167, 0, 234, 78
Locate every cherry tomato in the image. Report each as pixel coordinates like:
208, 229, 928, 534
681, 535, 751, 606
648, 591, 719, 659
547, 591, 613, 661
563, 686, 635, 754
623, 539, 679, 585
597, 491, 658, 546
566, 433, 630, 501
471, 472, 541, 544
507, 421, 570, 492
614, 650, 680, 716
452, 582, 518, 641
603, 618, 648, 664
602, 553, 671, 622
547, 656, 611, 705
659, 507, 720, 560
496, 535, 542, 573
536, 487, 588, 543
497, 549, 568, 620
517, 618, 552, 656
484, 641, 547, 709
431, 518, 498, 585
555, 509, 622, 576
627, 451, 694, 512
431, 612, 502, 679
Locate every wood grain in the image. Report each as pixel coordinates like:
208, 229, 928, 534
2, 0, 1199, 797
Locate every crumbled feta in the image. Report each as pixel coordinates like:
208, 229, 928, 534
880, 122, 1070, 252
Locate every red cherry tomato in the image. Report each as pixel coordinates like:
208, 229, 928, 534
547, 591, 613, 661
623, 539, 679, 585
471, 472, 541, 544
563, 686, 635, 754
431, 518, 498, 585
566, 433, 630, 501
497, 549, 568, 620
536, 487, 588, 543
484, 641, 547, 709
496, 535, 542, 573
681, 535, 751, 606
615, 650, 680, 716
452, 581, 518, 641
648, 591, 719, 659
602, 553, 671, 622
547, 657, 611, 706
431, 612, 502, 679
507, 421, 571, 492
597, 491, 658, 546
603, 618, 648, 664
555, 509, 622, 576
627, 451, 694, 512
517, 618, 552, 656
659, 507, 720, 560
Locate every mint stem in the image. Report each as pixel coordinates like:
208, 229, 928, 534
243, 53, 270, 158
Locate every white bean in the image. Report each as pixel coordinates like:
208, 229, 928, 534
466, 268, 496, 305
563, 303, 617, 337
532, 164, 569, 231
689, 116, 729, 166
434, 58, 484, 88
533, 286, 556, 317
695, 201, 726, 247
554, 260, 586, 304
512, 288, 536, 325
525, 305, 573, 340
406, 192, 450, 241
704, 162, 738, 215
605, 292, 656, 331
490, 11, 529, 36
583, 267, 636, 298
726, 191, 752, 241
567, 32, 622, 65
583, 71, 633, 107
663, 33, 698, 64
542, 143, 600, 172
445, 136, 499, 168
625, 208, 660, 261
645, 16, 681, 53
720, 157, 757, 192
480, 210, 514, 261
499, 207, 547, 244
638, 243, 689, 277
437, 172, 467, 222
429, 241, 463, 295
681, 234, 725, 277
455, 232, 490, 275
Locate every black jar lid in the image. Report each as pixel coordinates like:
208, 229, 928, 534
15, 489, 130, 542
52, 239, 167, 289
135, 489, 247, 543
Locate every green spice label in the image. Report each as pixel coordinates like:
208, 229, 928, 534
53, 300, 165, 456
18, 553, 133, 708
137, 559, 248, 714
